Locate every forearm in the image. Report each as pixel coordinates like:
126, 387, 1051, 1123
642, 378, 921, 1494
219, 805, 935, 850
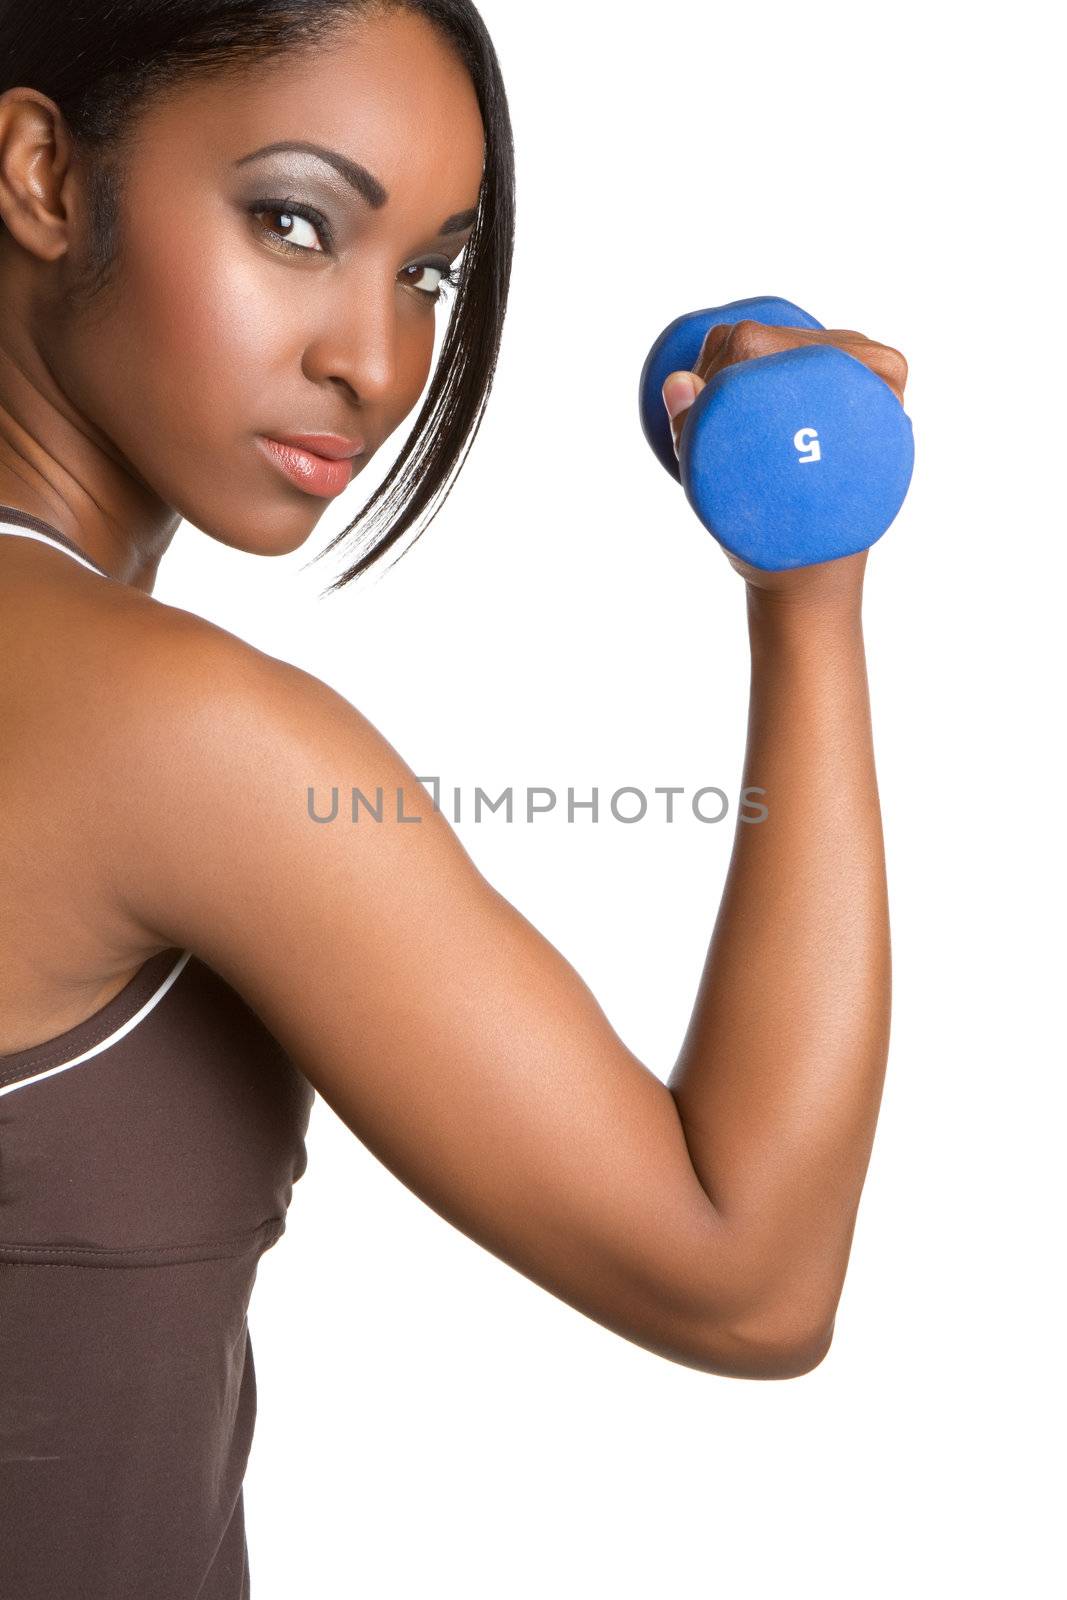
668, 575, 892, 1351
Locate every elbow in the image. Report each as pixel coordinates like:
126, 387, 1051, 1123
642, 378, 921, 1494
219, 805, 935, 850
735, 1318, 836, 1381
697, 1301, 838, 1382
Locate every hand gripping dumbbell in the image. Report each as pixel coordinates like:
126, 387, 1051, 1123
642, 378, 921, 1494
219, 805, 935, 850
638, 296, 915, 570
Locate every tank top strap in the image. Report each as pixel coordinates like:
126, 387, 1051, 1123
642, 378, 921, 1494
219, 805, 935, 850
0, 504, 111, 578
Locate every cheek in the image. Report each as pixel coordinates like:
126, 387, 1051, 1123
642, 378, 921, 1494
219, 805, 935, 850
117, 208, 277, 435
55, 201, 273, 480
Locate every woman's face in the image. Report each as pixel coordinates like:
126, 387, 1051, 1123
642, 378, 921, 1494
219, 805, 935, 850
33, 7, 486, 556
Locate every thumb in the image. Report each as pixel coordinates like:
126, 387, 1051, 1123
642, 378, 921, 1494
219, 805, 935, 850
662, 371, 705, 459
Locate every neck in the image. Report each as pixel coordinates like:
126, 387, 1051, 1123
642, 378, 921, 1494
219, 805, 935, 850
0, 334, 179, 593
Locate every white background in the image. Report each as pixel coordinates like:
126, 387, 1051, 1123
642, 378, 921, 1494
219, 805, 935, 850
150, 3, 1064, 1594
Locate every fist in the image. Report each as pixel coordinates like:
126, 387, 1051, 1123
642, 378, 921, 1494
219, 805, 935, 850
663, 322, 910, 593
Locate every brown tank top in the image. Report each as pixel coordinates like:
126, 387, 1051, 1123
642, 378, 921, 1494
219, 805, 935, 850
0, 509, 316, 1598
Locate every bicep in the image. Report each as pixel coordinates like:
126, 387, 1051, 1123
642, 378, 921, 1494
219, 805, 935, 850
108, 628, 746, 1373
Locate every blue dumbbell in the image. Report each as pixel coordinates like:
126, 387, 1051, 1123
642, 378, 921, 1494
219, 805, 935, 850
638, 296, 915, 570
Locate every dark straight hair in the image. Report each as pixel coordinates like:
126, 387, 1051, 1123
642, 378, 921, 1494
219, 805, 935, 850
0, 0, 515, 596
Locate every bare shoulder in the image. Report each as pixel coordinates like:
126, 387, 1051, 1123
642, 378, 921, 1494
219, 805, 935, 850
87, 572, 371, 770
0, 553, 328, 994
100, 575, 298, 710
95, 585, 478, 968
59, 575, 340, 850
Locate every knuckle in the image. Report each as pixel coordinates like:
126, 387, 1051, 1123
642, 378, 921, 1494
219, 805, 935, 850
698, 322, 731, 365
885, 345, 909, 378
868, 342, 909, 394
728, 318, 764, 357
866, 337, 907, 369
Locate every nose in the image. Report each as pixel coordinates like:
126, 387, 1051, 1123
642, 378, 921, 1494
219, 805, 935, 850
300, 281, 407, 411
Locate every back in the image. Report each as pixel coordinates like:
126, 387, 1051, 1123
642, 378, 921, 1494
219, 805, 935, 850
0, 510, 315, 1600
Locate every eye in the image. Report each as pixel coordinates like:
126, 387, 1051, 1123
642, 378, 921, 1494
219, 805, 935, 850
248, 197, 332, 255
401, 261, 463, 303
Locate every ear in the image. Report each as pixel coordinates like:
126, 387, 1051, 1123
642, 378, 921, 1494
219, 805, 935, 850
0, 88, 77, 261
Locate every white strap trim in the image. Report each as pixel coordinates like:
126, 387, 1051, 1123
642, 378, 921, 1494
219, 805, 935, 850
0, 521, 105, 575
0, 950, 194, 1098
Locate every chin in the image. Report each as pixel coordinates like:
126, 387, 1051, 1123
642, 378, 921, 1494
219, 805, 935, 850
180, 500, 331, 560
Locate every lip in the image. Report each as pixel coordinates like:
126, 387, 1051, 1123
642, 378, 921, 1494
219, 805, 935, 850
270, 432, 366, 461
257, 434, 365, 499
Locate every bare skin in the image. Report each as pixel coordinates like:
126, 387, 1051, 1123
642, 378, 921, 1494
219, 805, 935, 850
0, 9, 906, 1381
0, 7, 482, 586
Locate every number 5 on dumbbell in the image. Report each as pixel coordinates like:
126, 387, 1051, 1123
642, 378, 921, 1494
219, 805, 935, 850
639, 297, 915, 571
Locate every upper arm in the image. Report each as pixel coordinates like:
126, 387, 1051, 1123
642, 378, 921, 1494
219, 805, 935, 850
96, 613, 786, 1376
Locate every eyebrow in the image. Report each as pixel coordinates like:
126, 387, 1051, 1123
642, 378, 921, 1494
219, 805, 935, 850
234, 140, 478, 236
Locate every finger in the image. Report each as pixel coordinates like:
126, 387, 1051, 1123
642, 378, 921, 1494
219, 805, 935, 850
710, 324, 908, 404
699, 321, 825, 381
695, 321, 737, 375
816, 329, 908, 401
662, 370, 707, 459
862, 343, 908, 402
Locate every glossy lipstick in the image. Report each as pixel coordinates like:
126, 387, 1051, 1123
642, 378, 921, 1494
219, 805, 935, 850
257, 434, 365, 499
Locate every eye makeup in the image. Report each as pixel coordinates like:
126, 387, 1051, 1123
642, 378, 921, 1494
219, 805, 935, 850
234, 140, 474, 304
247, 194, 335, 253
245, 194, 466, 303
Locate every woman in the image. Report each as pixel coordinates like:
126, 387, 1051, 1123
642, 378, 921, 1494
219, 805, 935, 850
0, 1, 908, 1594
